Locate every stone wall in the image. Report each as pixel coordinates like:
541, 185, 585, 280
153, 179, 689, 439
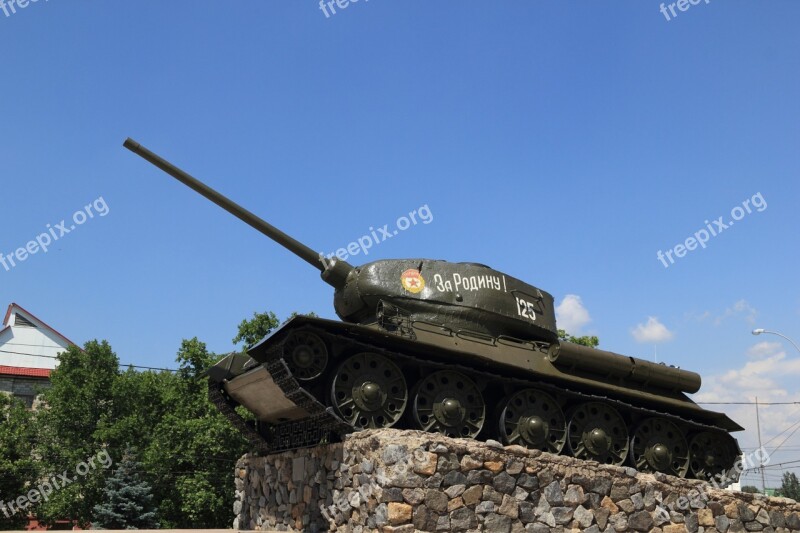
234, 429, 800, 532
0, 376, 49, 408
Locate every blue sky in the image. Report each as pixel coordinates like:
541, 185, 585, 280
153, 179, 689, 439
1, 1, 798, 485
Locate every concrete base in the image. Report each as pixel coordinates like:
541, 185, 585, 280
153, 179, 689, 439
234, 429, 800, 532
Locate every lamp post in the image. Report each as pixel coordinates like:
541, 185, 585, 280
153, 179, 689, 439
750, 328, 800, 493
755, 396, 766, 493
752, 329, 800, 355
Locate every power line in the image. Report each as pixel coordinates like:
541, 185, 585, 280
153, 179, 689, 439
762, 406, 800, 446
751, 459, 800, 471
4, 342, 67, 349
698, 401, 800, 405
740, 445, 800, 450
764, 419, 800, 449
0, 349, 60, 359
0, 348, 178, 373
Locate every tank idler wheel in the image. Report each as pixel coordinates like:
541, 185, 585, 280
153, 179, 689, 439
498, 389, 567, 454
689, 431, 739, 482
330, 353, 407, 429
567, 402, 630, 466
630, 418, 690, 478
284, 331, 328, 381
412, 370, 485, 439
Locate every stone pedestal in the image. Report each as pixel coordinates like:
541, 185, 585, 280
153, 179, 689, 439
234, 429, 800, 532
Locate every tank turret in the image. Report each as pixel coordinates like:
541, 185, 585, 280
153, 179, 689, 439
124, 138, 559, 342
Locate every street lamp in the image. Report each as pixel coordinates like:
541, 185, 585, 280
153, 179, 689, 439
752, 329, 800, 355
750, 328, 800, 493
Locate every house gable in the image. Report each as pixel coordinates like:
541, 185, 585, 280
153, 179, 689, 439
0, 303, 77, 372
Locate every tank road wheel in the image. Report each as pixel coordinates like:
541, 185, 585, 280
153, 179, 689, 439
330, 353, 407, 429
630, 418, 690, 477
498, 389, 567, 454
689, 431, 739, 481
412, 370, 485, 439
567, 402, 629, 466
284, 331, 328, 381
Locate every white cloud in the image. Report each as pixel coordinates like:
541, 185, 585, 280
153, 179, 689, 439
694, 343, 791, 404
692, 342, 800, 476
686, 299, 758, 326
555, 294, 591, 334
718, 351, 800, 386
714, 299, 758, 326
747, 341, 783, 359
685, 310, 712, 322
631, 316, 674, 343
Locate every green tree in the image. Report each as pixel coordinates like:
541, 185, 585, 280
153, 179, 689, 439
35, 341, 119, 528
29, 311, 300, 528
777, 472, 800, 500
143, 338, 247, 528
283, 311, 318, 323
740, 485, 760, 494
232, 311, 280, 350
558, 329, 599, 348
0, 395, 39, 530
96, 367, 174, 456
93, 448, 158, 529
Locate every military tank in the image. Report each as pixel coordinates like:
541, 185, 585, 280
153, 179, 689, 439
124, 138, 743, 482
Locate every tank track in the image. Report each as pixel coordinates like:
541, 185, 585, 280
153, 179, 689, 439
208, 383, 271, 454
260, 358, 350, 452
210, 357, 350, 454
211, 327, 740, 481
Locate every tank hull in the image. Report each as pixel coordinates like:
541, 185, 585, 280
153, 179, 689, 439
209, 315, 742, 482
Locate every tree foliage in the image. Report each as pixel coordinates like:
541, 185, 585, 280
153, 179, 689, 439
92, 448, 157, 529
142, 338, 247, 528
0, 395, 39, 530
0, 310, 307, 528
778, 472, 800, 500
740, 485, 760, 494
34, 341, 119, 528
284, 311, 318, 323
232, 311, 280, 349
558, 329, 600, 348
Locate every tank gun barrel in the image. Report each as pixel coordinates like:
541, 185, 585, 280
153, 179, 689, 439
123, 138, 353, 286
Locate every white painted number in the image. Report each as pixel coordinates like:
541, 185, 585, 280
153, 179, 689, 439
516, 297, 537, 321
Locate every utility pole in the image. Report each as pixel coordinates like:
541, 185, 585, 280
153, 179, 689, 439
755, 396, 767, 493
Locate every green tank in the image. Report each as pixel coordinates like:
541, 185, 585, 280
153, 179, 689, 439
124, 138, 743, 482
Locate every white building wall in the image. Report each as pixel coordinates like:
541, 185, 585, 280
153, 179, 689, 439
0, 306, 72, 370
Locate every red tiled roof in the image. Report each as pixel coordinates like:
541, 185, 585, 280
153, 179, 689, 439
0, 366, 51, 378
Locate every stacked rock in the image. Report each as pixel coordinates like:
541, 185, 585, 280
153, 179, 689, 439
234, 429, 800, 532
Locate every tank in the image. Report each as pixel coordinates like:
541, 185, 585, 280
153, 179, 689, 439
124, 138, 744, 483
